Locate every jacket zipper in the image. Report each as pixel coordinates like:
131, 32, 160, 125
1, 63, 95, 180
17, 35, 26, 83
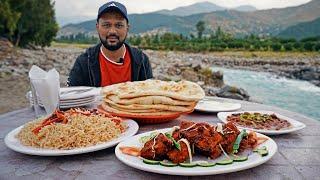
87, 53, 95, 86
136, 63, 141, 80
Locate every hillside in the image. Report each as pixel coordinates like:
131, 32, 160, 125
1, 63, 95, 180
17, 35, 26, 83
153, 2, 256, 17
154, 1, 225, 16
234, 5, 256, 12
278, 17, 320, 39
57, 0, 320, 37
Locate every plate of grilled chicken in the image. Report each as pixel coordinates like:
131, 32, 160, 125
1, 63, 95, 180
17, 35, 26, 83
115, 120, 277, 176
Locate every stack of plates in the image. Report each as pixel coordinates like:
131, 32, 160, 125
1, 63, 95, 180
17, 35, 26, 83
27, 87, 101, 109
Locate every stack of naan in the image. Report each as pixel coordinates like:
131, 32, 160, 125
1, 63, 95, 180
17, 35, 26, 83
100, 80, 205, 117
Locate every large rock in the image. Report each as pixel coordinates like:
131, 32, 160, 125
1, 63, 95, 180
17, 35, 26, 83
215, 85, 250, 100
0, 38, 14, 59
294, 67, 320, 81
181, 69, 199, 82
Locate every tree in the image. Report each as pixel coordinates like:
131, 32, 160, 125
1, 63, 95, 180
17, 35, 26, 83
0, 0, 58, 47
190, 33, 195, 39
0, 0, 21, 40
271, 43, 282, 51
284, 43, 293, 51
215, 26, 224, 40
303, 42, 315, 51
196, 21, 205, 39
293, 42, 302, 50
314, 43, 320, 51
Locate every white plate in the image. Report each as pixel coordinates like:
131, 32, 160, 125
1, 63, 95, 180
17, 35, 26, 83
59, 101, 95, 109
195, 99, 241, 113
5, 120, 139, 156
60, 87, 98, 100
59, 98, 95, 106
217, 111, 306, 135
60, 96, 95, 103
115, 128, 277, 176
29, 96, 95, 105
30, 98, 96, 108
26, 87, 101, 101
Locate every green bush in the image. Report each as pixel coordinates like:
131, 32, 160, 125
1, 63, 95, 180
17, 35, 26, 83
300, 36, 319, 42
303, 42, 315, 51
284, 43, 293, 51
271, 43, 282, 51
293, 42, 302, 50
314, 43, 320, 51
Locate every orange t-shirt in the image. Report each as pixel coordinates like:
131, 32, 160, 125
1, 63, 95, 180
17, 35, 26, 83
99, 47, 132, 87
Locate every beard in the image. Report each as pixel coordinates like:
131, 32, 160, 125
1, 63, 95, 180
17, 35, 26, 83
99, 34, 126, 51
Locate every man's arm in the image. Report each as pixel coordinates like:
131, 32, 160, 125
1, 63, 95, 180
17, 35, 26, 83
67, 54, 87, 86
142, 53, 153, 79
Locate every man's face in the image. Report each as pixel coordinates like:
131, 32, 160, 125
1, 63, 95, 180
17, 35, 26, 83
96, 10, 129, 51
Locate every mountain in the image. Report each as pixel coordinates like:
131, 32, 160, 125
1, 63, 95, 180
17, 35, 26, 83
234, 5, 256, 12
154, 1, 225, 16
278, 17, 320, 39
56, 16, 94, 27
154, 2, 256, 16
57, 0, 320, 38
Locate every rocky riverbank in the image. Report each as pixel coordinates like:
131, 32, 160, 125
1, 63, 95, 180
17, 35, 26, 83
156, 50, 320, 86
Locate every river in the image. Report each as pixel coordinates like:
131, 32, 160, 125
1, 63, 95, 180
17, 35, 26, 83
213, 67, 320, 121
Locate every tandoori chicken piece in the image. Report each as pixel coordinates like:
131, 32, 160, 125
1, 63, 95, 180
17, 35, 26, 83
193, 131, 223, 159
220, 122, 240, 153
239, 132, 258, 151
178, 121, 224, 159
167, 141, 190, 163
140, 133, 173, 160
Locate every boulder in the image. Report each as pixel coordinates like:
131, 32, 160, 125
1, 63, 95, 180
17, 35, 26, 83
216, 85, 250, 100
181, 69, 199, 82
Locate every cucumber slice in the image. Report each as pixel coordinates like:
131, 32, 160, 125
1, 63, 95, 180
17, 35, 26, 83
179, 162, 197, 168
257, 149, 268, 156
217, 159, 233, 165
254, 146, 267, 152
260, 146, 267, 150
142, 159, 160, 165
139, 132, 158, 143
139, 136, 150, 143
160, 161, 178, 167
233, 156, 248, 162
197, 162, 216, 167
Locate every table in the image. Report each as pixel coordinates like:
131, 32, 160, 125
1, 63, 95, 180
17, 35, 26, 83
1, 98, 319, 179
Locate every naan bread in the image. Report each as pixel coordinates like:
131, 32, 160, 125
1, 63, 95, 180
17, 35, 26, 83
103, 102, 160, 113
107, 95, 194, 106
101, 102, 183, 116
104, 98, 195, 112
102, 80, 205, 101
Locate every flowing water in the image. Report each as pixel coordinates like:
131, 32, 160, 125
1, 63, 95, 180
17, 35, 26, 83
212, 67, 320, 121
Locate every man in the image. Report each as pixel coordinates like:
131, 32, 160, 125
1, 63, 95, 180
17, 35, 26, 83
68, 1, 153, 87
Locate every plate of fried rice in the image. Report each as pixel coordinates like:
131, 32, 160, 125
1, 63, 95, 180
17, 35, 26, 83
4, 108, 139, 156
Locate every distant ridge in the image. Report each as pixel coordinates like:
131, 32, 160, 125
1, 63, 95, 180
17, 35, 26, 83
278, 17, 320, 39
154, 1, 226, 16
57, 0, 319, 38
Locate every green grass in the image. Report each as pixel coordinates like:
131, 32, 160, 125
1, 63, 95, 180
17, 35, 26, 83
198, 50, 320, 59
51, 42, 94, 49
51, 42, 319, 58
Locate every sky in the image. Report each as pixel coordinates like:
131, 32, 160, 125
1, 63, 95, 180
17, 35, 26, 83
54, 0, 312, 25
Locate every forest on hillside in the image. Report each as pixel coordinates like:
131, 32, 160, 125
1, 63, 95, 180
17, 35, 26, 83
57, 22, 320, 52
